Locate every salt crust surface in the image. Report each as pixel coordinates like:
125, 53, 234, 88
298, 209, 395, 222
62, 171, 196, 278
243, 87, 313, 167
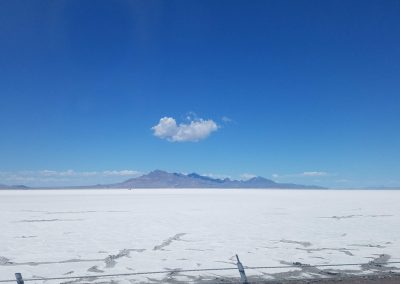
0, 189, 399, 282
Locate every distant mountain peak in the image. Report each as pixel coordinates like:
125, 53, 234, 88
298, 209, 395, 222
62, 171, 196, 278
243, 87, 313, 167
148, 169, 168, 175
248, 176, 273, 182
111, 170, 325, 189
187, 173, 225, 183
248, 176, 268, 180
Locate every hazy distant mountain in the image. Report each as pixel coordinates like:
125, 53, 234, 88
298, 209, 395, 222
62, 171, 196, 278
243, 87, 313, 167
0, 170, 325, 189
106, 170, 325, 189
0, 184, 30, 189
361, 186, 400, 190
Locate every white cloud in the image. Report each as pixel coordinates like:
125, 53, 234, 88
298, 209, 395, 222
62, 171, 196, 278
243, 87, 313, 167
39, 170, 141, 177
221, 116, 232, 123
152, 116, 218, 142
272, 171, 330, 179
301, 171, 329, 177
240, 173, 257, 180
0, 170, 142, 186
202, 173, 231, 180
40, 170, 98, 177
103, 170, 141, 176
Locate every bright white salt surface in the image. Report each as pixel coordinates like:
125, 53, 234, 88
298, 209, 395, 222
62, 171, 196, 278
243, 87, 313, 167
0, 189, 399, 283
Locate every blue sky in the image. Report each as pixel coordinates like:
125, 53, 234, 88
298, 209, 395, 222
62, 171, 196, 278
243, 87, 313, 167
0, 1, 399, 187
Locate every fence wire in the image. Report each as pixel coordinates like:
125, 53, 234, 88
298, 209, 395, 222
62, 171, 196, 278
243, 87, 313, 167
1, 261, 400, 283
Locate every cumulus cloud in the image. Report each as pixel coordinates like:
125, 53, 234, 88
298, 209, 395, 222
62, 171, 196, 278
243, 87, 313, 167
152, 116, 218, 142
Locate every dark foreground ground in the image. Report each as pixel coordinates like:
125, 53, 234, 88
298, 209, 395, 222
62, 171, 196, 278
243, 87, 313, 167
53, 254, 400, 283
185, 273, 400, 283
53, 272, 400, 283
141, 273, 400, 284
260, 273, 400, 284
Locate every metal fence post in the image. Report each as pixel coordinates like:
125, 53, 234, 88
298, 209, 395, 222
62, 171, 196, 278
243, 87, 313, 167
15, 273, 24, 284
236, 254, 248, 284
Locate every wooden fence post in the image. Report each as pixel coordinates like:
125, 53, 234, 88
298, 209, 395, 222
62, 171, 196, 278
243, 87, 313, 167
236, 254, 248, 284
15, 273, 24, 284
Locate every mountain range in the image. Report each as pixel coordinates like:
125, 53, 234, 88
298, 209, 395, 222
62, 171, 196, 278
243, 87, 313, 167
104, 170, 326, 189
0, 184, 29, 189
0, 170, 325, 189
